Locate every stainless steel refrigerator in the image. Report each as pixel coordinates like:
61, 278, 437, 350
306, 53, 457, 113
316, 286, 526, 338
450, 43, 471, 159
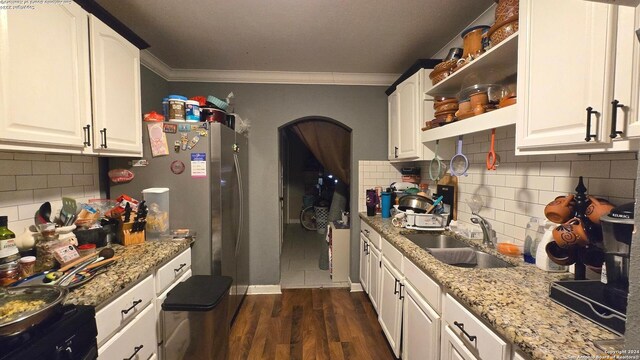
109, 122, 249, 323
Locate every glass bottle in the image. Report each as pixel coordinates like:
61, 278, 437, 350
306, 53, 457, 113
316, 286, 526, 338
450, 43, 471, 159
0, 216, 19, 265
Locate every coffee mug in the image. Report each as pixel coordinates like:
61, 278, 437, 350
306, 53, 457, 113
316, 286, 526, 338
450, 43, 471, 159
552, 217, 589, 248
585, 196, 615, 225
544, 194, 575, 224
391, 212, 406, 227
545, 241, 577, 266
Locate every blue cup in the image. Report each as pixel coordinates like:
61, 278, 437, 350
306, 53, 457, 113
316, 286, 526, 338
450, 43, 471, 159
381, 192, 391, 218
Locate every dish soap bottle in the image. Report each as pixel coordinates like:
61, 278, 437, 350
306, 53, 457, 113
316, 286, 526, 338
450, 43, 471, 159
523, 217, 542, 264
0, 216, 19, 265
536, 221, 568, 272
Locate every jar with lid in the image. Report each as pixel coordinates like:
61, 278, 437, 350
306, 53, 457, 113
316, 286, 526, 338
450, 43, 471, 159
167, 95, 187, 122
34, 229, 59, 272
0, 261, 19, 286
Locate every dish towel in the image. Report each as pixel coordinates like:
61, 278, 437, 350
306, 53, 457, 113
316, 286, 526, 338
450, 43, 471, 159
428, 248, 477, 265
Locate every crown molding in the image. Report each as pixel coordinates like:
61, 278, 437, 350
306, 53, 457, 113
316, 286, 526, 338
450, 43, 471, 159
140, 50, 398, 86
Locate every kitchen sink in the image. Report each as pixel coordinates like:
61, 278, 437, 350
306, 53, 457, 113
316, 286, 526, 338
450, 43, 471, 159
402, 233, 469, 249
402, 233, 514, 269
427, 248, 514, 269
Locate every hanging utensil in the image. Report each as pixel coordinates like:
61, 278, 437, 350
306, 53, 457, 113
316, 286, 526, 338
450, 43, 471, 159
429, 140, 445, 182
486, 129, 500, 170
450, 136, 469, 177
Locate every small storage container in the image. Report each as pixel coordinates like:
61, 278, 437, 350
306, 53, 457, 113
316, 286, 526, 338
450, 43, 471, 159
185, 100, 200, 122
168, 95, 187, 122
142, 187, 170, 240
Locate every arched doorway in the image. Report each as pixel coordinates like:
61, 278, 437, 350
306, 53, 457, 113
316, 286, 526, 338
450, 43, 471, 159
278, 117, 352, 288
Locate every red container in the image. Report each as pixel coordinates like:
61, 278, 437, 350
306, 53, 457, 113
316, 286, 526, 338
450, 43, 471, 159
201, 107, 226, 123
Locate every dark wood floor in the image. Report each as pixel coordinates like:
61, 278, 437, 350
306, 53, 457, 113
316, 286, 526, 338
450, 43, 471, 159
229, 288, 396, 360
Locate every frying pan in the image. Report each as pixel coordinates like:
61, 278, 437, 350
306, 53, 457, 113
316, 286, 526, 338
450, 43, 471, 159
0, 285, 67, 336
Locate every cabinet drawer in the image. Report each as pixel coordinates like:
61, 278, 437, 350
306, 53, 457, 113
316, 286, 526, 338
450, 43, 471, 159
443, 294, 509, 360
156, 248, 192, 295
96, 275, 154, 346
98, 303, 157, 360
360, 220, 381, 250
381, 237, 403, 271
403, 258, 441, 313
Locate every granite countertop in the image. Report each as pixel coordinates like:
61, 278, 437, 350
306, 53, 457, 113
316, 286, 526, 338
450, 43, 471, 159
64, 239, 192, 309
360, 213, 618, 360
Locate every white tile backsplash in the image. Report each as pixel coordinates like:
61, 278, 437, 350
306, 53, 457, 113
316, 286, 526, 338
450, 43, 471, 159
0, 151, 102, 232
359, 127, 637, 246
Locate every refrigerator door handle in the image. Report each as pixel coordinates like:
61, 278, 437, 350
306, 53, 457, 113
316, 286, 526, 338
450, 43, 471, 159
233, 152, 243, 257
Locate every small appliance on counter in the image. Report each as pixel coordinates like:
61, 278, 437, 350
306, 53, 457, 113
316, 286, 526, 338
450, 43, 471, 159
549, 202, 634, 335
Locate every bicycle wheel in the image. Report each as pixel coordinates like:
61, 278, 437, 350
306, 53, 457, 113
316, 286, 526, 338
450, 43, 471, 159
300, 206, 317, 231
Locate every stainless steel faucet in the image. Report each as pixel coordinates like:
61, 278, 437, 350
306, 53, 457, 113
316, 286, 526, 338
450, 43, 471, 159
470, 214, 496, 248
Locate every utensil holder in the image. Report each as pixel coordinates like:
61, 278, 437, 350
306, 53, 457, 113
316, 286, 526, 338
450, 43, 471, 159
118, 221, 145, 246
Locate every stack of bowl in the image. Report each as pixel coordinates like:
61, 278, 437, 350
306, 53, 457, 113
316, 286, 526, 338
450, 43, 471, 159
488, 0, 519, 47
434, 98, 458, 123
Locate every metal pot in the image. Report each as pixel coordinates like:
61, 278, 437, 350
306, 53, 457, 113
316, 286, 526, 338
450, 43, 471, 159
398, 195, 433, 214
0, 285, 67, 336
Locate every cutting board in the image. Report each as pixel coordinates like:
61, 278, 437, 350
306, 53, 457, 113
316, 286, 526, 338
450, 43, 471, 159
437, 175, 458, 220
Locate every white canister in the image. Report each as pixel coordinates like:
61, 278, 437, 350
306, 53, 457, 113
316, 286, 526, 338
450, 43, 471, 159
536, 223, 568, 272
185, 100, 201, 122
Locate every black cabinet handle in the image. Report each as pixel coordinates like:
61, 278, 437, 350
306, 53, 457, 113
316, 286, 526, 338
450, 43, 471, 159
585, 107, 598, 142
394, 146, 398, 158
454, 321, 477, 343
83, 124, 91, 146
610, 100, 624, 139
393, 279, 399, 295
363, 229, 370, 236
398, 283, 404, 300
99, 128, 108, 148
123, 345, 143, 360
174, 263, 187, 273
121, 299, 142, 315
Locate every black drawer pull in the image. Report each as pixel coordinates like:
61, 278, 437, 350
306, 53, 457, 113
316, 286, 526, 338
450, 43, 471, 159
100, 128, 108, 148
398, 283, 404, 300
83, 124, 91, 146
174, 263, 187, 273
585, 107, 598, 142
610, 100, 624, 139
454, 321, 477, 342
123, 345, 143, 360
121, 299, 142, 315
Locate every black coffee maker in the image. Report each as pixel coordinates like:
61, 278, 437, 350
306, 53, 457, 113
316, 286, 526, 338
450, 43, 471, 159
600, 202, 634, 292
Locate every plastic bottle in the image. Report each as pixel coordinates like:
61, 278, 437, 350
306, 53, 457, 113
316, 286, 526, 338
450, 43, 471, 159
523, 217, 542, 264
381, 192, 391, 219
0, 216, 19, 265
536, 221, 568, 272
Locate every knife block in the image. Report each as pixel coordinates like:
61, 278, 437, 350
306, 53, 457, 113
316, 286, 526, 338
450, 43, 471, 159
118, 220, 145, 246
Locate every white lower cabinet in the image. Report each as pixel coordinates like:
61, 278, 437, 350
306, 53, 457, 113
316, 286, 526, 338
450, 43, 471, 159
378, 256, 404, 358
402, 281, 440, 360
442, 294, 510, 360
441, 324, 479, 360
359, 233, 370, 293
98, 303, 157, 360
367, 244, 381, 312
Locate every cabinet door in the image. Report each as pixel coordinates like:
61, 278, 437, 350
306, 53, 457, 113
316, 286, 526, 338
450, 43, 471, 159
397, 71, 421, 159
441, 325, 479, 360
388, 91, 400, 160
613, 4, 640, 139
89, 15, 142, 155
402, 282, 440, 360
0, 3, 90, 149
98, 303, 158, 360
368, 245, 381, 312
378, 257, 403, 358
517, 0, 616, 149
359, 234, 369, 293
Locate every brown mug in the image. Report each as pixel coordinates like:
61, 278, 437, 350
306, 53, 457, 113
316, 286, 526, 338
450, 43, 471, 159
544, 194, 575, 224
545, 241, 577, 266
585, 196, 615, 225
552, 217, 589, 248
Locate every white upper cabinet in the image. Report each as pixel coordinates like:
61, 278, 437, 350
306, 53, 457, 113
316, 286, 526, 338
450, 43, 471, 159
516, 0, 640, 154
517, 0, 615, 150
0, 3, 92, 152
388, 70, 430, 161
89, 15, 142, 156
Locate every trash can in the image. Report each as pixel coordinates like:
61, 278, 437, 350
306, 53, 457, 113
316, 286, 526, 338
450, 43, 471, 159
161, 275, 233, 360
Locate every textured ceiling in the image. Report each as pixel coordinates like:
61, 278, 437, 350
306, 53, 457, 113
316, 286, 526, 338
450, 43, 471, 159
97, 0, 494, 73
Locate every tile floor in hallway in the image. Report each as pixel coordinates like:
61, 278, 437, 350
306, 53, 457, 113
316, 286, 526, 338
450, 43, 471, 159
280, 224, 349, 289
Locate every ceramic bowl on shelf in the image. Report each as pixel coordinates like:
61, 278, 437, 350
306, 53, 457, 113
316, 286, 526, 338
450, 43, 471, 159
488, 14, 519, 47
457, 84, 504, 103
495, 0, 519, 22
